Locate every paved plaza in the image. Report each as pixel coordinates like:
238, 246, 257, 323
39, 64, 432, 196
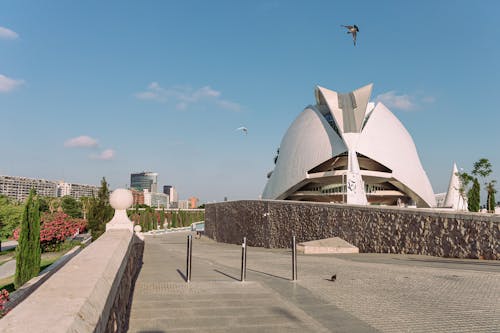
128, 231, 500, 333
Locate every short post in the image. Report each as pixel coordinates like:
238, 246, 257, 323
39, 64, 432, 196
241, 237, 247, 282
186, 234, 193, 282
292, 235, 297, 281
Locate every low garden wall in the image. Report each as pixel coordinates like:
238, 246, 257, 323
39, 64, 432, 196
0, 229, 144, 332
205, 200, 499, 260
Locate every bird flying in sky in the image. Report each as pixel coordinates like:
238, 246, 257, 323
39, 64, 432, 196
236, 126, 248, 135
341, 25, 359, 46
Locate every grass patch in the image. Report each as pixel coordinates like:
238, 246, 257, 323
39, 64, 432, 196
0, 276, 14, 293
0, 244, 78, 292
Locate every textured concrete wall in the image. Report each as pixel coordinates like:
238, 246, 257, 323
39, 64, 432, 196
205, 200, 500, 260
0, 230, 144, 332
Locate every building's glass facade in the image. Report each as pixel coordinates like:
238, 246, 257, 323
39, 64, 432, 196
131, 172, 158, 192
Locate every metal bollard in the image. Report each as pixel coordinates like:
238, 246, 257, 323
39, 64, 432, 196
292, 235, 297, 281
186, 234, 193, 282
241, 237, 247, 282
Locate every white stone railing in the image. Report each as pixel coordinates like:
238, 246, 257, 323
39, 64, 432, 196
0, 189, 144, 333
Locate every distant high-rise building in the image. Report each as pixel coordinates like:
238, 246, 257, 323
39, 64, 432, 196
164, 185, 178, 204
57, 181, 99, 199
0, 175, 98, 202
131, 172, 158, 193
163, 185, 172, 196
188, 197, 199, 209
143, 189, 169, 208
0, 175, 57, 202
178, 199, 189, 210
130, 188, 145, 206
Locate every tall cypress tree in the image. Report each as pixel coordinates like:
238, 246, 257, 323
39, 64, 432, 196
468, 178, 480, 212
171, 211, 177, 228
14, 189, 41, 289
87, 177, 113, 240
159, 209, 165, 229
486, 180, 497, 213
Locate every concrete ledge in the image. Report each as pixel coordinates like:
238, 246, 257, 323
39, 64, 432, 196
0, 230, 142, 333
297, 237, 359, 254
5, 244, 84, 312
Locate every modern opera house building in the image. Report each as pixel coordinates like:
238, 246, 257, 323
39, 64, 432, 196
262, 84, 436, 208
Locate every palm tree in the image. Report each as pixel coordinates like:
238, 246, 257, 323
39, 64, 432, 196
48, 197, 61, 214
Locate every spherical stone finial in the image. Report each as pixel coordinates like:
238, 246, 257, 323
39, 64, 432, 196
110, 189, 133, 210
134, 225, 142, 233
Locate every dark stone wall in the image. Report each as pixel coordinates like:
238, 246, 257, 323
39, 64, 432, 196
106, 234, 144, 333
205, 200, 500, 260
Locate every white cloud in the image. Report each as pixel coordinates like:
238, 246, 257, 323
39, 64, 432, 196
135, 83, 241, 111
64, 135, 99, 148
375, 91, 436, 111
0, 26, 18, 40
0, 74, 24, 93
90, 149, 115, 160
375, 91, 414, 111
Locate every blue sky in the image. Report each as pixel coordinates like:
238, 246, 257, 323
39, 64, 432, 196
1, 1, 499, 203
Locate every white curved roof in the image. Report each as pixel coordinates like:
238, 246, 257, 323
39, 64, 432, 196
356, 102, 436, 207
263, 84, 436, 208
262, 106, 347, 199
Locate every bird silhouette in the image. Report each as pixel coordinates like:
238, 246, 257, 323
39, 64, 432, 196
330, 274, 337, 282
341, 25, 359, 46
236, 126, 248, 135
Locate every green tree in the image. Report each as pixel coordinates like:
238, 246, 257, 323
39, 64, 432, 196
14, 189, 41, 289
456, 171, 473, 210
38, 196, 50, 213
48, 197, 61, 214
61, 196, 83, 218
153, 211, 158, 230
0, 195, 23, 240
472, 158, 492, 205
87, 178, 113, 240
468, 178, 480, 212
80, 196, 93, 220
159, 209, 165, 229
486, 180, 497, 213
171, 211, 177, 228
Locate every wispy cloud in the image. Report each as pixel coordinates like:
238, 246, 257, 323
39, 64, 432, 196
135, 83, 242, 112
375, 91, 435, 111
90, 149, 115, 160
64, 135, 99, 148
0, 74, 24, 93
0, 26, 18, 40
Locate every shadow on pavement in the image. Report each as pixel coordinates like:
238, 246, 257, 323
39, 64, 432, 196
247, 268, 289, 281
213, 269, 240, 281
176, 268, 187, 282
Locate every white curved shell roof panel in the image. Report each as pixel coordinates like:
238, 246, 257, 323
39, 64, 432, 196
355, 102, 436, 207
262, 84, 436, 208
262, 106, 347, 199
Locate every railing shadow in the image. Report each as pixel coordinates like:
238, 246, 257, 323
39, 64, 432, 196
176, 269, 187, 282
247, 268, 289, 281
213, 269, 240, 281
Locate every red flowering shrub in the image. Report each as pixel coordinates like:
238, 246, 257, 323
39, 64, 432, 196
0, 289, 9, 318
14, 212, 87, 252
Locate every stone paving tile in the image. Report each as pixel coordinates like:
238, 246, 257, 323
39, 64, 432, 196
128, 232, 500, 333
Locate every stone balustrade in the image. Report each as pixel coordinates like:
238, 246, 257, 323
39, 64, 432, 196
0, 189, 144, 332
205, 200, 500, 260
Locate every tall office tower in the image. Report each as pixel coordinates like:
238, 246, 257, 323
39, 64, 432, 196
163, 185, 178, 205
130, 172, 158, 193
163, 185, 172, 196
